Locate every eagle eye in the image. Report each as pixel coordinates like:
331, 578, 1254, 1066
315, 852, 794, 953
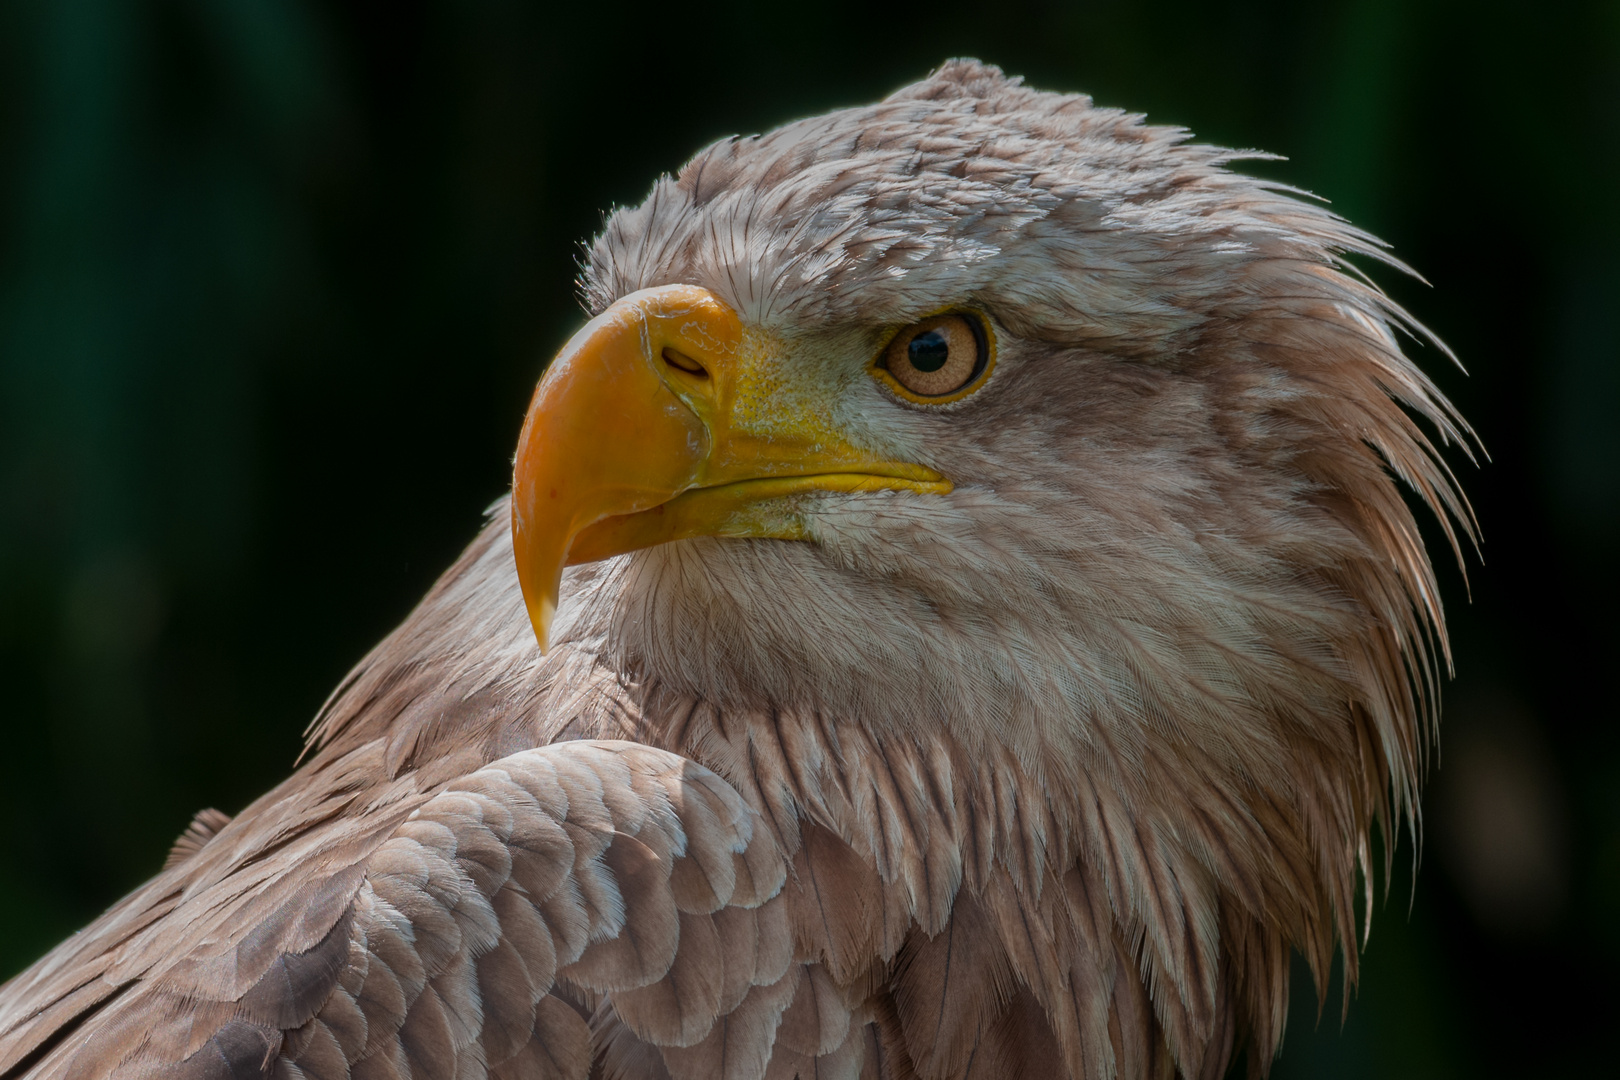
875, 313, 993, 403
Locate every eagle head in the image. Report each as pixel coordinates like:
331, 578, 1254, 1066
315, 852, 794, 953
524, 60, 1467, 826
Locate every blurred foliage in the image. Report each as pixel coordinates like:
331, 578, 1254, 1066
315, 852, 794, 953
1, 1, 1616, 1075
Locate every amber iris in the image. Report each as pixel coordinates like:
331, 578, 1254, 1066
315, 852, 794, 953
881, 313, 987, 398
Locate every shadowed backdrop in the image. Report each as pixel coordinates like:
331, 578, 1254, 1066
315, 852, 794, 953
1, 1, 1615, 1076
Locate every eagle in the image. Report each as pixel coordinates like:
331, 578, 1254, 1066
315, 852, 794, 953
0, 60, 1472, 1080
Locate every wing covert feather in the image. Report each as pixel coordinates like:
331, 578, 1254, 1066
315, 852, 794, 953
295, 741, 788, 1080
0, 741, 787, 1080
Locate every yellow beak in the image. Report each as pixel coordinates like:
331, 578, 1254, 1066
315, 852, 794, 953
511, 284, 950, 650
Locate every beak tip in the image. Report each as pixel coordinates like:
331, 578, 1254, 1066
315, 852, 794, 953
531, 594, 555, 655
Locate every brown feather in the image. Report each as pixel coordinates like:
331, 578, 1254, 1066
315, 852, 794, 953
659, 970, 798, 1080
773, 964, 851, 1058
164, 809, 234, 870
888, 895, 1014, 1079
609, 911, 724, 1047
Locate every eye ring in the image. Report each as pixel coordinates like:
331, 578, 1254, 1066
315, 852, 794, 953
872, 311, 994, 405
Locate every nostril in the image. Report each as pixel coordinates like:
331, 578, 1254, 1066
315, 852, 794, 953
662, 347, 707, 377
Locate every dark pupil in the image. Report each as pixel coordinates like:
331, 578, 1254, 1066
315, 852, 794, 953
907, 330, 950, 373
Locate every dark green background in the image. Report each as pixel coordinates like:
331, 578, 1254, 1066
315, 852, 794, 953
2, 1, 1615, 1075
